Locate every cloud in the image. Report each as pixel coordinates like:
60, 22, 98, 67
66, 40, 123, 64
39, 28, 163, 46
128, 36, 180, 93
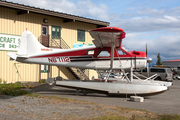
137, 8, 166, 17
111, 15, 180, 33
110, 6, 180, 33
8, 0, 110, 21
122, 31, 180, 62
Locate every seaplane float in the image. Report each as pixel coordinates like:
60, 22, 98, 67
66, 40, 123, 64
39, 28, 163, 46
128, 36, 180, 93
7, 27, 172, 96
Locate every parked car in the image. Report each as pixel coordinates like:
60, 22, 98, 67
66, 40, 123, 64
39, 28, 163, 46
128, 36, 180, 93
136, 67, 173, 81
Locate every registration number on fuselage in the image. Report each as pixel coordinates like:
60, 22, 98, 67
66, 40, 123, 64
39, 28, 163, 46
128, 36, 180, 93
48, 57, 70, 63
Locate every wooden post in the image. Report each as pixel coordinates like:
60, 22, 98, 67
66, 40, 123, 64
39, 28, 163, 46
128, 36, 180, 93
47, 65, 49, 79
58, 66, 60, 76
39, 64, 41, 82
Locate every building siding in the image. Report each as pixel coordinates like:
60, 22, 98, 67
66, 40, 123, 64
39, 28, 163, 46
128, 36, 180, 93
0, 6, 98, 83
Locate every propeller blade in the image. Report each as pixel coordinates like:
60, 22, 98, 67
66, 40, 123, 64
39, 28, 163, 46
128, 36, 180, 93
146, 43, 147, 57
146, 44, 152, 63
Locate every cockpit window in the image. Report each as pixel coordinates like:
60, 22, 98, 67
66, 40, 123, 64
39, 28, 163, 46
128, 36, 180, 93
117, 48, 127, 55
97, 50, 110, 57
122, 46, 129, 52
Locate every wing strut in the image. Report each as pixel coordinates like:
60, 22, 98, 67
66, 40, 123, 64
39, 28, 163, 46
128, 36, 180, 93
105, 33, 115, 82
110, 33, 115, 70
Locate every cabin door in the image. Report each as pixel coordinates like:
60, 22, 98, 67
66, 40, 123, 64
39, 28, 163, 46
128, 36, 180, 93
41, 25, 49, 47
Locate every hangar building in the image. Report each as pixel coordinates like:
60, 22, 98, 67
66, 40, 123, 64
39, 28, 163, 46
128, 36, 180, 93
0, 0, 109, 83
162, 59, 180, 68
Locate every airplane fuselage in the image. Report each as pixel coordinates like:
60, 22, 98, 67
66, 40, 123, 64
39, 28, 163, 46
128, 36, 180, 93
16, 45, 147, 71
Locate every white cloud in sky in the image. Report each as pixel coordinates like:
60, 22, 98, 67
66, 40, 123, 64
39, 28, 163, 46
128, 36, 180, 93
123, 32, 180, 62
10, 0, 110, 21
7, 0, 180, 62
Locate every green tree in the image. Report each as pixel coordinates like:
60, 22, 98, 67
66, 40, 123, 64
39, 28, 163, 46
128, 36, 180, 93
156, 53, 162, 65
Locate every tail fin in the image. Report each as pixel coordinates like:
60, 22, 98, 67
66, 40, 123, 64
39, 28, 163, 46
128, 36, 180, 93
17, 30, 48, 57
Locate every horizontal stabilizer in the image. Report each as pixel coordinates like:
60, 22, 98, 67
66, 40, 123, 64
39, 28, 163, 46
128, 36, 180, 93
7, 52, 17, 60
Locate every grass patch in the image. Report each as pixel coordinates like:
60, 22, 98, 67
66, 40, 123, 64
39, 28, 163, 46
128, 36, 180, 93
94, 114, 180, 120
94, 115, 127, 120
26, 93, 95, 105
158, 114, 180, 120
0, 83, 30, 96
39, 79, 46, 83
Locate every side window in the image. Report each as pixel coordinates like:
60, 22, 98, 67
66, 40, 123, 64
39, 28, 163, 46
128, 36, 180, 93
117, 48, 126, 55
142, 68, 147, 72
52, 26, 61, 39
150, 69, 155, 72
41, 65, 49, 73
151, 69, 165, 73
97, 50, 110, 57
160, 69, 165, 73
78, 29, 85, 42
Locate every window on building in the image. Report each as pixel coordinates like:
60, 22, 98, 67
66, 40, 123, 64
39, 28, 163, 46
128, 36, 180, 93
52, 26, 61, 39
42, 26, 47, 35
41, 65, 49, 73
77, 29, 85, 42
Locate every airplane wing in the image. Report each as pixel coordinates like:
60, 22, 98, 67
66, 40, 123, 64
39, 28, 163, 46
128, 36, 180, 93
89, 27, 126, 48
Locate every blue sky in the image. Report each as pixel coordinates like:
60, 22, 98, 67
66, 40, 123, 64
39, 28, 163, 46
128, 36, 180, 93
9, 0, 180, 64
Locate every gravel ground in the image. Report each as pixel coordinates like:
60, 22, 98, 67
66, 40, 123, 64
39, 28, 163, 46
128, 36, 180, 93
0, 95, 108, 120
32, 80, 180, 115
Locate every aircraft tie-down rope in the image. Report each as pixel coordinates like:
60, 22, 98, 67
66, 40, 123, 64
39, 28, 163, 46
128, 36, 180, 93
116, 50, 137, 97
115, 50, 130, 82
116, 49, 129, 99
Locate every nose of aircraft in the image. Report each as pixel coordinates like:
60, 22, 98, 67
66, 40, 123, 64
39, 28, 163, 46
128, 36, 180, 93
147, 58, 152, 63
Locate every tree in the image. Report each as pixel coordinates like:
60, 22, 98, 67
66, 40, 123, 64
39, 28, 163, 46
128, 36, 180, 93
156, 53, 162, 65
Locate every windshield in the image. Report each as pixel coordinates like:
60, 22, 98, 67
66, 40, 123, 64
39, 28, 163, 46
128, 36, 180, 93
122, 46, 129, 52
167, 68, 172, 74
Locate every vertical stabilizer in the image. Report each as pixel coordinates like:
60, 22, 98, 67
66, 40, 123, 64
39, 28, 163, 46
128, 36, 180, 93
17, 30, 28, 56
17, 30, 48, 57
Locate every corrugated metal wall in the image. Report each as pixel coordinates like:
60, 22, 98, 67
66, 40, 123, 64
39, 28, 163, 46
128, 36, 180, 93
0, 6, 98, 83
0, 51, 39, 83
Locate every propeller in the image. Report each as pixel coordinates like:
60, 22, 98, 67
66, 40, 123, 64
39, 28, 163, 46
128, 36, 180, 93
146, 44, 152, 63
146, 43, 147, 57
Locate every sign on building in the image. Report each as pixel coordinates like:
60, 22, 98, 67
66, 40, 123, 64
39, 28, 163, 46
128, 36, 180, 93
0, 34, 20, 51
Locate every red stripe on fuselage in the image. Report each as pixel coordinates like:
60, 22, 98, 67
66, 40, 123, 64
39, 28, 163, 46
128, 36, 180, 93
30, 48, 94, 58
30, 47, 146, 58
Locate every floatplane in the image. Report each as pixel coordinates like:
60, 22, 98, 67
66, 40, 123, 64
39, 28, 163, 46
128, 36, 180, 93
7, 27, 172, 96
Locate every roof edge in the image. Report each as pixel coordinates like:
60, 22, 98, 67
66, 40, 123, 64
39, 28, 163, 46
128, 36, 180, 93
0, 0, 110, 26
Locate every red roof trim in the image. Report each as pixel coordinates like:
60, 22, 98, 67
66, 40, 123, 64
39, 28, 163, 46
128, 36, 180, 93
163, 59, 180, 62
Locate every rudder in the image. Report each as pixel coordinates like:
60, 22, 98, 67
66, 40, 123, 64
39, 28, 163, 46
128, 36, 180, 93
17, 30, 48, 57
